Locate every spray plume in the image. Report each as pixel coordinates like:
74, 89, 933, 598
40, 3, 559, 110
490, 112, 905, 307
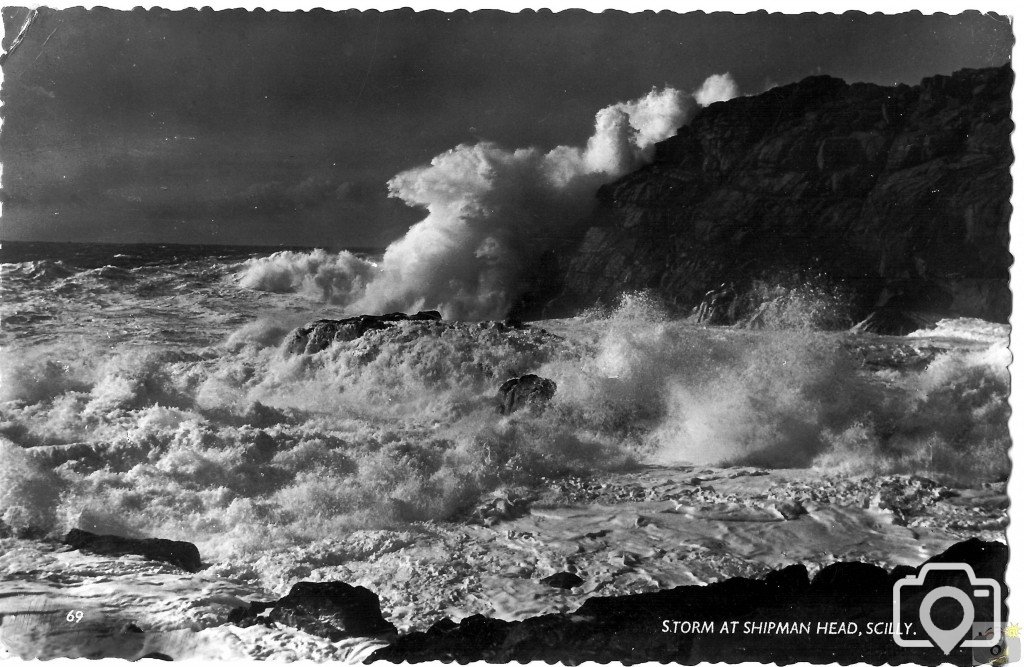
240, 75, 740, 319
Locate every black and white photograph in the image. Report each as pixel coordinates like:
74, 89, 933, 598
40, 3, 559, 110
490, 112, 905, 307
0, 5, 1016, 663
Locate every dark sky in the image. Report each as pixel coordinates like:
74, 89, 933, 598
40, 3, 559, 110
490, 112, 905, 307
0, 9, 1013, 247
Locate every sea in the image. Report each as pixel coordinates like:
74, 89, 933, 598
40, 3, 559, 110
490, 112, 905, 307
0, 240, 1012, 566
0, 241, 383, 348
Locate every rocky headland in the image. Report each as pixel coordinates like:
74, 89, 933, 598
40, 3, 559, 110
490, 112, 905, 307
526, 64, 1012, 333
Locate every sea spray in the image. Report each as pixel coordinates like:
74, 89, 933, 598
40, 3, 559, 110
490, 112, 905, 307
0, 438, 63, 537
646, 329, 872, 467
0, 288, 1009, 553
236, 248, 376, 303
814, 340, 1011, 481
237, 78, 741, 319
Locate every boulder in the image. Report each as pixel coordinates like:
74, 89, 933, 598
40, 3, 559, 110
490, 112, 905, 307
540, 572, 584, 589
228, 581, 396, 641
63, 528, 203, 573
496, 374, 557, 415
285, 311, 442, 355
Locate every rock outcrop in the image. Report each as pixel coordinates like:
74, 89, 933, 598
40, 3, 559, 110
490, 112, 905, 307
228, 581, 397, 641
496, 374, 557, 415
370, 538, 1007, 664
0, 539, 387, 661
544, 65, 1012, 333
284, 311, 442, 355
63, 528, 203, 573
539, 572, 584, 589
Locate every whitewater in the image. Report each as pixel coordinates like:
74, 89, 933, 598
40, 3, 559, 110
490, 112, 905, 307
0, 79, 1010, 659
0, 238, 1009, 550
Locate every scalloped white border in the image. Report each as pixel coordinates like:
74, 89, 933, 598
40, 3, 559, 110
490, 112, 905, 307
1, 3, 1019, 667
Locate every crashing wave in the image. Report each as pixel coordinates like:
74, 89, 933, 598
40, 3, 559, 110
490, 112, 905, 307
238, 80, 737, 319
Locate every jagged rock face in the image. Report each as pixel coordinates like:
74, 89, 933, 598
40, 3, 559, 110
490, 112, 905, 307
228, 581, 397, 641
284, 311, 442, 355
548, 65, 1012, 330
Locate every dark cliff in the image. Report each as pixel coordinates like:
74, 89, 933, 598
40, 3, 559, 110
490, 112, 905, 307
540, 64, 1012, 331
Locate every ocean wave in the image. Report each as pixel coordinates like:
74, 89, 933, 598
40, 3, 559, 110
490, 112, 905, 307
236, 249, 377, 304
235, 84, 726, 320
0, 294, 1008, 553
907, 317, 1010, 345
80, 264, 135, 281
1, 259, 78, 282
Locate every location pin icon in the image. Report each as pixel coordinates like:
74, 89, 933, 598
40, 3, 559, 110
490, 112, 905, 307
919, 587, 975, 655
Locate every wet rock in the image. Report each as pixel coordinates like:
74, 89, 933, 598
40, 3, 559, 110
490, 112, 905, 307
240, 401, 289, 428
850, 309, 936, 336
809, 561, 889, 599
285, 311, 442, 355
63, 528, 202, 573
693, 283, 738, 325
774, 499, 807, 520
888, 564, 917, 586
427, 618, 458, 634
228, 581, 396, 641
470, 494, 532, 526
540, 572, 584, 589
496, 374, 557, 415
247, 431, 278, 463
918, 537, 1007, 580
370, 538, 1007, 665
763, 563, 809, 593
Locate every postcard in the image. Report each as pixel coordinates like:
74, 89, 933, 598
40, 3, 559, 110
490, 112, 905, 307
0, 5, 1016, 665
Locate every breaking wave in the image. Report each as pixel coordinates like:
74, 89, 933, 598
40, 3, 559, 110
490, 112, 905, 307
237, 80, 735, 319
0, 288, 1008, 553
237, 249, 377, 303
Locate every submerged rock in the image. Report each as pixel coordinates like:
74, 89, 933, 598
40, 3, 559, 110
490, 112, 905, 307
63, 528, 203, 573
284, 310, 442, 355
228, 581, 397, 641
496, 374, 557, 415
